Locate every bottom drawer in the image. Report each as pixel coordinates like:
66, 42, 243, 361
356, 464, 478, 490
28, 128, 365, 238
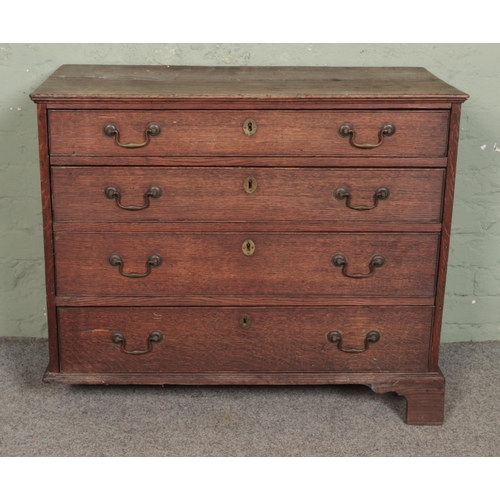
58, 307, 433, 373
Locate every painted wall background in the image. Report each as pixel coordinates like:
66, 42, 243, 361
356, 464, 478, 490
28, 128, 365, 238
0, 43, 499, 341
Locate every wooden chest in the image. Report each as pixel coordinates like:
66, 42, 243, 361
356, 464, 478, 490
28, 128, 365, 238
31, 65, 468, 425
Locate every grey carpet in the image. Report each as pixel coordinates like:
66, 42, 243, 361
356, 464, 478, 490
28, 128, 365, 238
0, 337, 499, 456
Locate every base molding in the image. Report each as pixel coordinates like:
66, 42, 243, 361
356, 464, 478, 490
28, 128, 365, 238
43, 369, 442, 386
43, 369, 445, 425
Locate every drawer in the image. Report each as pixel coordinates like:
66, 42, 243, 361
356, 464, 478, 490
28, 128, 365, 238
52, 167, 445, 224
58, 306, 433, 373
54, 232, 439, 297
48, 110, 449, 157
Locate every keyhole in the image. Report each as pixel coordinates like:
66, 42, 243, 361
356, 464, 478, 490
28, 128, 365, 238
242, 239, 255, 256
244, 176, 257, 193
243, 119, 257, 136
239, 313, 251, 329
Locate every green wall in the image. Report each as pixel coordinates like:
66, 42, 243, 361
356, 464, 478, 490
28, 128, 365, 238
1, 43, 499, 342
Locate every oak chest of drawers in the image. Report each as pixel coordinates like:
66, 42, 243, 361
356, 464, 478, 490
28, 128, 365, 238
31, 65, 468, 425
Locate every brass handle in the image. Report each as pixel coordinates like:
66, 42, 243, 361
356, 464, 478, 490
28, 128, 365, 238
332, 253, 385, 279
111, 330, 163, 355
243, 118, 257, 136
334, 186, 390, 211
104, 185, 162, 211
327, 330, 381, 353
108, 253, 162, 278
339, 123, 396, 149
103, 123, 161, 149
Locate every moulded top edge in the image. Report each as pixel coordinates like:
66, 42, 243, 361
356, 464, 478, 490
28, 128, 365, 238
30, 65, 469, 102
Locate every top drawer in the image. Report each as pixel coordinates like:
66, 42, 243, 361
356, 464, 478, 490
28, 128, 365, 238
48, 110, 450, 157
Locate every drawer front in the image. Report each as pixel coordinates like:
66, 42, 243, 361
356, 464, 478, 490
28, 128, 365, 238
54, 232, 439, 297
58, 306, 433, 373
49, 110, 449, 157
52, 167, 445, 224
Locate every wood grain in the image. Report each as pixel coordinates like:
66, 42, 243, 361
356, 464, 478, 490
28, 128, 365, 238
372, 370, 445, 425
40, 99, 456, 110
30, 64, 468, 425
43, 363, 446, 424
43, 367, 444, 386
54, 295, 436, 307
30, 66, 469, 101
48, 110, 450, 157
51, 167, 445, 224
52, 221, 443, 234
53, 232, 440, 298
57, 306, 433, 373
429, 103, 462, 370
36, 104, 59, 373
50, 155, 448, 167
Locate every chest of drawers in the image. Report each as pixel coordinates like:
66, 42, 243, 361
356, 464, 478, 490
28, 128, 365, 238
31, 65, 468, 425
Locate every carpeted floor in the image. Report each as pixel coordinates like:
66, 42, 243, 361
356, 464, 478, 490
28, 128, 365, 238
0, 337, 499, 456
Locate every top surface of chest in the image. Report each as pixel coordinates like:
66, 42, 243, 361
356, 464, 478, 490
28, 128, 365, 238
30, 65, 468, 103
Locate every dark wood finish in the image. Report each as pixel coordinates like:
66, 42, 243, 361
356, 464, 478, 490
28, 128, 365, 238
31, 65, 468, 426
54, 296, 436, 307
36, 104, 59, 373
52, 221, 443, 234
48, 110, 450, 158
43, 368, 443, 387
58, 306, 433, 373
429, 103, 462, 370
39, 100, 457, 110
53, 232, 439, 297
42, 368, 445, 424
50, 156, 448, 167
371, 370, 445, 425
52, 167, 445, 224
30, 66, 468, 101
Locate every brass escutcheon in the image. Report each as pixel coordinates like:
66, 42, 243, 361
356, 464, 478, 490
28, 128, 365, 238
242, 239, 256, 256
243, 118, 257, 136
239, 313, 252, 330
244, 176, 257, 194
